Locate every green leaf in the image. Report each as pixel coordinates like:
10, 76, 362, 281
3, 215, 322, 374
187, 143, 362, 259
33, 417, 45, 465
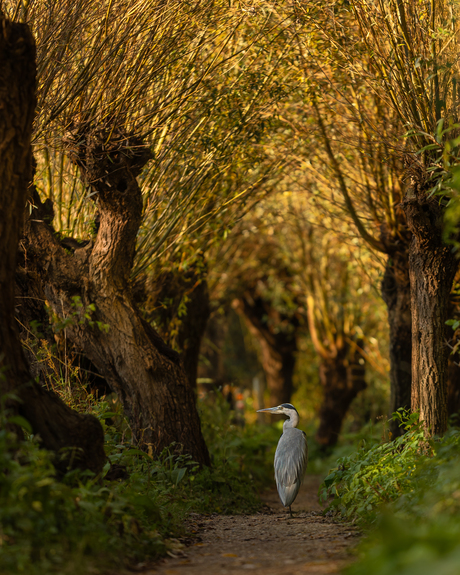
9, 415, 33, 434
416, 143, 441, 154
102, 461, 111, 478
324, 472, 337, 488
100, 412, 117, 419
171, 467, 187, 485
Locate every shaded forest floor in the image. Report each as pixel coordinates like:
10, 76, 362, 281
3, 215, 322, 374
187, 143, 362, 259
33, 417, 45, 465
144, 476, 360, 575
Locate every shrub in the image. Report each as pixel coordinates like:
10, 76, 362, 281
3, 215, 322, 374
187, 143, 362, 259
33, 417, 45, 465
319, 409, 460, 575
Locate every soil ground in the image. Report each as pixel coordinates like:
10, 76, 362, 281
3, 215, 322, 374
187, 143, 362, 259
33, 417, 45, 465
145, 476, 360, 575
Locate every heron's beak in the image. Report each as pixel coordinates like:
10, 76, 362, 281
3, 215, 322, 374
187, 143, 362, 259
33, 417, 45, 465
257, 406, 281, 413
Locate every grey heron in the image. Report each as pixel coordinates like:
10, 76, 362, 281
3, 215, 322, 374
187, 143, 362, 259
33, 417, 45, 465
257, 403, 308, 517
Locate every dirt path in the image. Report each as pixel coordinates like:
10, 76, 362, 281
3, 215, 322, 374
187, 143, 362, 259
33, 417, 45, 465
146, 476, 360, 575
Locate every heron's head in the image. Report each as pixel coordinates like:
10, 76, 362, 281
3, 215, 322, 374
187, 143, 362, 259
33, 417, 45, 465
257, 403, 298, 417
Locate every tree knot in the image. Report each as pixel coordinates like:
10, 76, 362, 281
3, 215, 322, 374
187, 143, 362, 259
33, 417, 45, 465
63, 126, 152, 190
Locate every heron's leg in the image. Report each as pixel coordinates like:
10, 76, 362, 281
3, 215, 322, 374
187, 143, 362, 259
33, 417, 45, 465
289, 505, 293, 518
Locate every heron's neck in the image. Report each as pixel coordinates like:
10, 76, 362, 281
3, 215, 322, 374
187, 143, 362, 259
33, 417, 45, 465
283, 411, 299, 430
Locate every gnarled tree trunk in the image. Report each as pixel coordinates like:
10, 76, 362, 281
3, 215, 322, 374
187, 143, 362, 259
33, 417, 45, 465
233, 294, 299, 407
21, 127, 210, 464
0, 15, 105, 474
403, 189, 459, 436
315, 340, 367, 449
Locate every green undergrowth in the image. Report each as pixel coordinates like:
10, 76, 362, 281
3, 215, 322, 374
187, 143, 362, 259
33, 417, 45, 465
307, 418, 386, 477
0, 386, 277, 575
198, 394, 280, 504
319, 409, 460, 575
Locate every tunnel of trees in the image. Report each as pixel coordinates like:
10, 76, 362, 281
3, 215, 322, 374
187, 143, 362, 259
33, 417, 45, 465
4, 1, 460, 572
1, 0, 460, 494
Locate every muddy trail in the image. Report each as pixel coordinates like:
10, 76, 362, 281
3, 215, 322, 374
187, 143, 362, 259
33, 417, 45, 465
146, 476, 360, 575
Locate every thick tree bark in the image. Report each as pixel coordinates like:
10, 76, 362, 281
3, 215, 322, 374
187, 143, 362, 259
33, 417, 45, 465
0, 15, 105, 474
233, 294, 298, 406
22, 127, 210, 464
403, 190, 459, 436
315, 341, 367, 449
380, 246, 412, 436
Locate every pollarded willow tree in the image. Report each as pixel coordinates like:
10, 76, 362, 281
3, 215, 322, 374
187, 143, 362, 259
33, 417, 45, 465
273, 2, 413, 436
6, 0, 297, 462
0, 10, 105, 473
295, 0, 460, 436
342, 0, 460, 436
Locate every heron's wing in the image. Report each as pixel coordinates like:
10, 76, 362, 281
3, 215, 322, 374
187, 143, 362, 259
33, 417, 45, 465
274, 429, 308, 488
